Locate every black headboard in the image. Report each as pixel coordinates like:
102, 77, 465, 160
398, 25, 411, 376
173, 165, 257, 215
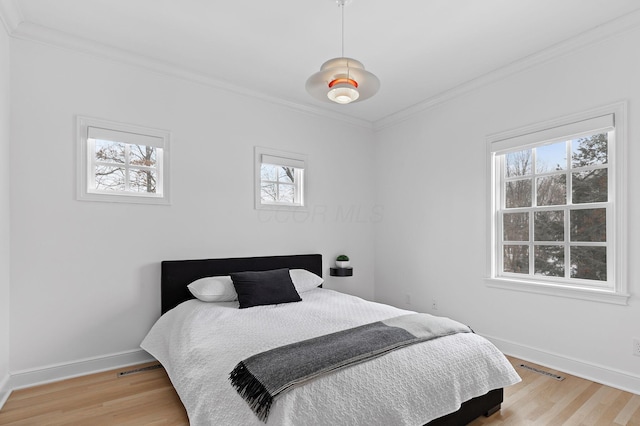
161, 254, 323, 314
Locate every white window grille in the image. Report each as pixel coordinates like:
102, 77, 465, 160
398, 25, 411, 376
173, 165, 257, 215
77, 116, 170, 204
486, 104, 628, 304
255, 147, 306, 209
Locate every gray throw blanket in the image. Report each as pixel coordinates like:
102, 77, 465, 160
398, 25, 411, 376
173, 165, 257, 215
229, 313, 472, 422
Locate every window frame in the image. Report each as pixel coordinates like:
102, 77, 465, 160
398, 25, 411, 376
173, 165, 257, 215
77, 116, 170, 205
485, 103, 629, 305
254, 147, 307, 210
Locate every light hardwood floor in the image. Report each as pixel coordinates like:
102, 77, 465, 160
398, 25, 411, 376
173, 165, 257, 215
0, 357, 638, 425
469, 358, 640, 426
0, 362, 188, 425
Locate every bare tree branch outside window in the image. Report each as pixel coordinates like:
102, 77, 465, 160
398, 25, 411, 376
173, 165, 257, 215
501, 133, 608, 281
93, 140, 158, 194
260, 164, 298, 204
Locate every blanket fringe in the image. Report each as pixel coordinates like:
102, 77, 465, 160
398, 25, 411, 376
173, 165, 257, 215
229, 361, 273, 423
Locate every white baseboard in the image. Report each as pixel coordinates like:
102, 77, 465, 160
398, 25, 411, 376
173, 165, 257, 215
0, 373, 11, 411
2, 338, 637, 412
483, 334, 640, 395
8, 349, 156, 392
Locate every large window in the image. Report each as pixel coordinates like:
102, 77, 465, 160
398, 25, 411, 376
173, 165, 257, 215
486, 104, 628, 304
77, 117, 170, 204
254, 147, 306, 209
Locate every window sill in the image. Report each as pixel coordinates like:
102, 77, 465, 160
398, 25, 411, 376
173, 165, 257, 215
78, 192, 170, 205
255, 203, 307, 212
485, 278, 630, 305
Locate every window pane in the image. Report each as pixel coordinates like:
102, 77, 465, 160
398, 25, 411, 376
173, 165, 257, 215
505, 150, 532, 177
572, 169, 607, 204
570, 208, 606, 242
261, 164, 277, 182
535, 245, 565, 277
94, 166, 125, 191
534, 210, 564, 241
571, 246, 606, 281
503, 212, 528, 241
261, 183, 277, 202
95, 139, 125, 164
278, 184, 295, 203
536, 142, 566, 173
503, 245, 529, 274
278, 167, 295, 183
536, 174, 566, 206
505, 179, 532, 208
129, 169, 157, 193
130, 145, 157, 167
571, 133, 607, 168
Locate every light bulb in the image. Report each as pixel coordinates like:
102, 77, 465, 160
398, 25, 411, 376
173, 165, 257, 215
327, 83, 360, 104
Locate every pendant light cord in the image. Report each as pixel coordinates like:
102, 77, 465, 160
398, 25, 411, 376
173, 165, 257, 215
341, 2, 345, 57
340, 1, 350, 79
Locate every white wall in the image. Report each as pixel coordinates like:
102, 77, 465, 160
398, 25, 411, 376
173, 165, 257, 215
9, 39, 377, 373
0, 20, 11, 400
7, 15, 640, 396
374, 27, 640, 392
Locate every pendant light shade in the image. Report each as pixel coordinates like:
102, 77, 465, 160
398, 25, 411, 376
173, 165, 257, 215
306, 57, 379, 104
306, 1, 379, 104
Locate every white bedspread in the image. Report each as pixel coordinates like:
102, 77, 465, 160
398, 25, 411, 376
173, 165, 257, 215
141, 288, 520, 426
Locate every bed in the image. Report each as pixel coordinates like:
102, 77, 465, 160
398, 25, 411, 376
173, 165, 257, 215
141, 254, 520, 425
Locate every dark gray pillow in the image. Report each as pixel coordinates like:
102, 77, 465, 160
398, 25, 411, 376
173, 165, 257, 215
230, 268, 302, 309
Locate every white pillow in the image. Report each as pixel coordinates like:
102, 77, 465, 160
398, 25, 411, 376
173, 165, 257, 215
289, 269, 324, 293
188, 275, 238, 302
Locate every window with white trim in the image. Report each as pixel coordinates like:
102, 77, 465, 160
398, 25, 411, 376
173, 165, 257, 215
486, 104, 628, 304
77, 116, 170, 204
255, 147, 306, 209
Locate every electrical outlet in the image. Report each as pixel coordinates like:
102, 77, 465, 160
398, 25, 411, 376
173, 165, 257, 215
431, 299, 438, 311
633, 338, 640, 357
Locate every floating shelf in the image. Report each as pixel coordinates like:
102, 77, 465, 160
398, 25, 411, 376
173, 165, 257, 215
330, 267, 353, 277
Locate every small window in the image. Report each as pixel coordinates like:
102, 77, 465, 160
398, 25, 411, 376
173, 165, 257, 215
77, 117, 170, 204
486, 103, 628, 304
255, 147, 306, 209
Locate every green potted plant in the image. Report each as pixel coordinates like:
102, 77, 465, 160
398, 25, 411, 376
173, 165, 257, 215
335, 254, 350, 269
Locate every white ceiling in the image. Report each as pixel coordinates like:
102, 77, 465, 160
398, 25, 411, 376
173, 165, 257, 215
4, 0, 640, 125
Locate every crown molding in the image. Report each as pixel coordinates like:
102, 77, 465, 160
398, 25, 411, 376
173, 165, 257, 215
7, 20, 374, 130
373, 8, 640, 132
0, 0, 23, 35
3, 3, 640, 133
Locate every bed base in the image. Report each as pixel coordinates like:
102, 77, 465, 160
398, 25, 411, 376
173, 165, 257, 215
160, 253, 504, 425
425, 388, 503, 425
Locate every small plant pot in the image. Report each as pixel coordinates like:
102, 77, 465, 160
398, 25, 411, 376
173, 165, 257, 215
335, 260, 350, 269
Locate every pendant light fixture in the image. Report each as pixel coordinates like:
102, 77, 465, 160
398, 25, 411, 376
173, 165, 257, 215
306, 0, 380, 105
